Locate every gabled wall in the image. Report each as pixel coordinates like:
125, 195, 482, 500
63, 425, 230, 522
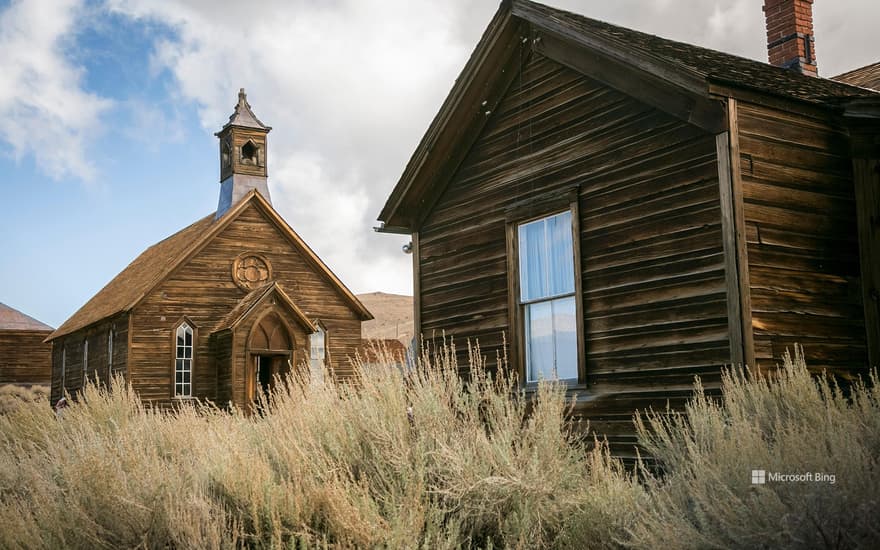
416, 53, 730, 454
128, 203, 363, 406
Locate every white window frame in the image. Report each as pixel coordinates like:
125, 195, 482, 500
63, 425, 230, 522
174, 322, 194, 398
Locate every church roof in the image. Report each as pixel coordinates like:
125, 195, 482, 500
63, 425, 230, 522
0, 303, 53, 331
48, 191, 371, 341
213, 281, 316, 333
833, 62, 880, 91
216, 88, 271, 133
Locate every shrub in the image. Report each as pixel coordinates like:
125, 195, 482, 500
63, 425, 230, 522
630, 347, 880, 549
0, 344, 642, 549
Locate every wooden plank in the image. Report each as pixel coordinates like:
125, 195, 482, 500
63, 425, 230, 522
716, 130, 744, 365
533, 30, 726, 134
412, 231, 422, 352
727, 99, 756, 368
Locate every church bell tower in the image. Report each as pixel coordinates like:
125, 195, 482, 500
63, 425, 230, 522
215, 89, 272, 218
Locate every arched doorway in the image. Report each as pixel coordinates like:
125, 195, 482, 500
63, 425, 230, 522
246, 311, 294, 405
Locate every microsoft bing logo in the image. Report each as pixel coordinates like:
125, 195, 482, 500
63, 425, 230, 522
751, 469, 766, 484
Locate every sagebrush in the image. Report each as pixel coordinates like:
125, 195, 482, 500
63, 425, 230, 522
0, 345, 876, 549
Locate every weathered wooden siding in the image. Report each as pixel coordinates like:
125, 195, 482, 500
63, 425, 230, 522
418, 53, 731, 454
129, 203, 362, 406
736, 102, 868, 373
0, 330, 52, 386
212, 330, 234, 406
49, 313, 129, 404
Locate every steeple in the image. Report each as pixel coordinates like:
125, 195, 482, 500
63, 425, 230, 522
215, 89, 272, 218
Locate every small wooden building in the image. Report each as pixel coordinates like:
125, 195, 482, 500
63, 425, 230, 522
378, 0, 880, 455
0, 303, 53, 387
48, 90, 373, 409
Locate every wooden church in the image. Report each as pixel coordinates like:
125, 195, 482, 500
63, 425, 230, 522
48, 90, 373, 409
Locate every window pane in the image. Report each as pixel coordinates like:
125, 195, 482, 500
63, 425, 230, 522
176, 359, 183, 371
519, 211, 574, 301
184, 347, 192, 359
519, 219, 548, 302
177, 332, 185, 347
526, 301, 554, 382
185, 329, 192, 347
553, 296, 578, 380
547, 211, 574, 296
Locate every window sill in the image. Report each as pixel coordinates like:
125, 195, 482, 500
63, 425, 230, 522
521, 381, 586, 394
172, 396, 196, 401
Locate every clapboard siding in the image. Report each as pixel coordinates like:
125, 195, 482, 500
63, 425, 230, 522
129, 204, 362, 406
0, 330, 52, 386
736, 102, 868, 373
418, 53, 730, 452
49, 313, 129, 404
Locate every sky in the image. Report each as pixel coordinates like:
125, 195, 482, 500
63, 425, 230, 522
0, 0, 877, 329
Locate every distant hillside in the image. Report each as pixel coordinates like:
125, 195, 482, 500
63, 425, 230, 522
357, 292, 413, 344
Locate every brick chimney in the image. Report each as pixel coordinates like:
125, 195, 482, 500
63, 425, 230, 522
763, 0, 817, 76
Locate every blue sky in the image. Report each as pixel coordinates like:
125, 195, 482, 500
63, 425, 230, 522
1, 0, 877, 329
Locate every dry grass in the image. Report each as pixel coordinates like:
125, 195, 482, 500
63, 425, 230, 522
630, 347, 880, 549
0, 343, 641, 549
0, 345, 875, 549
0, 384, 49, 415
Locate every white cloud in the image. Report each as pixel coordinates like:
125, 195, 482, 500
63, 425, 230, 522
98, 0, 880, 296
0, 0, 111, 181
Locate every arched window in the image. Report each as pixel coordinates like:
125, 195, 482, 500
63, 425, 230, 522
175, 322, 193, 397
310, 326, 326, 383
241, 140, 258, 164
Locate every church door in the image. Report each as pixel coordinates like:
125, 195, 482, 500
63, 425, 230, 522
246, 312, 294, 408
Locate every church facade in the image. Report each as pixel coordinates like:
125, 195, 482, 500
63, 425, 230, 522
47, 90, 372, 409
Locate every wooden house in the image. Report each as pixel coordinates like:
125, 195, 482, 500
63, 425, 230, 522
47, 90, 373, 409
0, 303, 52, 387
377, 0, 880, 455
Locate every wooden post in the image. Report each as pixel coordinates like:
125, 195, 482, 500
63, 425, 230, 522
852, 157, 880, 368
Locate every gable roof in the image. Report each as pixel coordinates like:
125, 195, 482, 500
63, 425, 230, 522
49, 191, 371, 341
0, 303, 53, 331
377, 0, 879, 232
213, 282, 316, 333
833, 62, 880, 91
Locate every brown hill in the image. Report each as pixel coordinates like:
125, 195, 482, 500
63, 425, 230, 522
357, 292, 413, 344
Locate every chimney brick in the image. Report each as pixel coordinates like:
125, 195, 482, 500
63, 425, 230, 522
763, 0, 817, 76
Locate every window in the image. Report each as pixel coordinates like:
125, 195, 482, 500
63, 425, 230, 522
309, 327, 326, 383
108, 329, 114, 381
175, 322, 193, 397
517, 210, 579, 382
82, 339, 89, 387
61, 345, 67, 389
241, 140, 258, 164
